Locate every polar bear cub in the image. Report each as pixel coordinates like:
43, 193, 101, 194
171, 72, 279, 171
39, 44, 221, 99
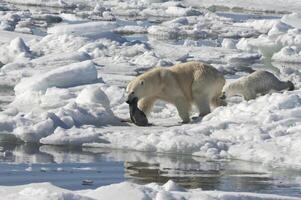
222, 70, 294, 101
126, 61, 226, 123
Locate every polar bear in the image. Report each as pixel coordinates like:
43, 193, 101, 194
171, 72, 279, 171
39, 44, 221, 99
222, 70, 294, 101
126, 61, 226, 123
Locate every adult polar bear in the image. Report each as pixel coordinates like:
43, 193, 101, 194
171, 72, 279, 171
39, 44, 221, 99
126, 61, 225, 123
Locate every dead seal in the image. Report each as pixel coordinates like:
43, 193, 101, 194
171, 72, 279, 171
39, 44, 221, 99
126, 97, 149, 126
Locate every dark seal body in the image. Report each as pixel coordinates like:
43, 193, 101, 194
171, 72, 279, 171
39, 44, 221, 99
128, 97, 148, 126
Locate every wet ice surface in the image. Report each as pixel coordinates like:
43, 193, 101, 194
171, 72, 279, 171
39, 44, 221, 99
1, 1, 301, 199
0, 142, 301, 198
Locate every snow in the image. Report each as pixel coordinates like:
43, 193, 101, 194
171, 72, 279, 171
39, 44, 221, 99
235, 13, 301, 62
14, 60, 98, 95
0, 37, 32, 64
165, 6, 201, 17
0, 0, 299, 169
114, 26, 147, 35
281, 13, 301, 29
47, 22, 124, 41
0, 181, 299, 200
4, 0, 76, 8
272, 46, 301, 63
184, 0, 301, 13
79, 90, 301, 169
40, 126, 104, 146
149, 13, 260, 41
221, 38, 236, 49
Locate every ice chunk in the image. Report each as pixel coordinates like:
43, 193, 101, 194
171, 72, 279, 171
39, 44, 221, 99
165, 6, 201, 17
14, 118, 54, 143
281, 13, 301, 29
7, 0, 75, 8
272, 46, 301, 63
184, 0, 301, 13
40, 126, 105, 146
162, 180, 186, 192
48, 21, 125, 42
30, 52, 91, 68
0, 181, 298, 200
268, 21, 291, 38
76, 85, 111, 108
114, 26, 147, 34
14, 61, 98, 95
0, 31, 41, 42
148, 25, 180, 39
236, 35, 281, 57
222, 38, 236, 49
276, 29, 301, 48
0, 37, 32, 64
235, 19, 280, 34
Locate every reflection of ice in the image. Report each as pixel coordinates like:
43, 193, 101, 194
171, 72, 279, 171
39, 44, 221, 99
0, 143, 53, 164
1, 143, 301, 195
39, 145, 97, 164
83, 147, 301, 193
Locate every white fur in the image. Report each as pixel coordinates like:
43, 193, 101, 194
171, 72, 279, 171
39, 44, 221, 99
126, 61, 225, 123
223, 70, 293, 100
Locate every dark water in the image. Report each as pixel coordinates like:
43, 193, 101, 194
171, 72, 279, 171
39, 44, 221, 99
0, 142, 301, 197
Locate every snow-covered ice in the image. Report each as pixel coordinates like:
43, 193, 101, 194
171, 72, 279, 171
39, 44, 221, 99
14, 61, 98, 95
0, 0, 300, 168
184, 0, 301, 13
0, 180, 300, 200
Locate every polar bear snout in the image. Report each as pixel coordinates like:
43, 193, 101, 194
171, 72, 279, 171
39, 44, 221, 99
126, 92, 137, 104
220, 92, 226, 100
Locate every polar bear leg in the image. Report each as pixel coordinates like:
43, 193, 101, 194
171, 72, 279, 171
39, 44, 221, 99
192, 81, 211, 117
210, 96, 226, 109
194, 96, 211, 117
138, 97, 156, 116
243, 90, 256, 101
210, 89, 227, 108
174, 97, 191, 123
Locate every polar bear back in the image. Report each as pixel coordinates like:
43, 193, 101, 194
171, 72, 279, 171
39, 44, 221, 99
166, 61, 224, 102
223, 70, 291, 100
241, 70, 288, 93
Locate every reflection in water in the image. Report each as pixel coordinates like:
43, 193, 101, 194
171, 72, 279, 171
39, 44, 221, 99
124, 161, 223, 189
0, 142, 301, 197
123, 159, 272, 192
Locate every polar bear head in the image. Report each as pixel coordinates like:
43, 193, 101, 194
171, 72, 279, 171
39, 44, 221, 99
126, 78, 146, 103
126, 68, 162, 104
222, 81, 244, 99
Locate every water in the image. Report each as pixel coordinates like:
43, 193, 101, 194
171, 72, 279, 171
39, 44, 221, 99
0, 142, 301, 197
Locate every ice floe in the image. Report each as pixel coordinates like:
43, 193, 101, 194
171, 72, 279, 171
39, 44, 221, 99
14, 60, 98, 95
0, 0, 301, 173
0, 180, 299, 200
236, 13, 301, 61
184, 0, 301, 13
